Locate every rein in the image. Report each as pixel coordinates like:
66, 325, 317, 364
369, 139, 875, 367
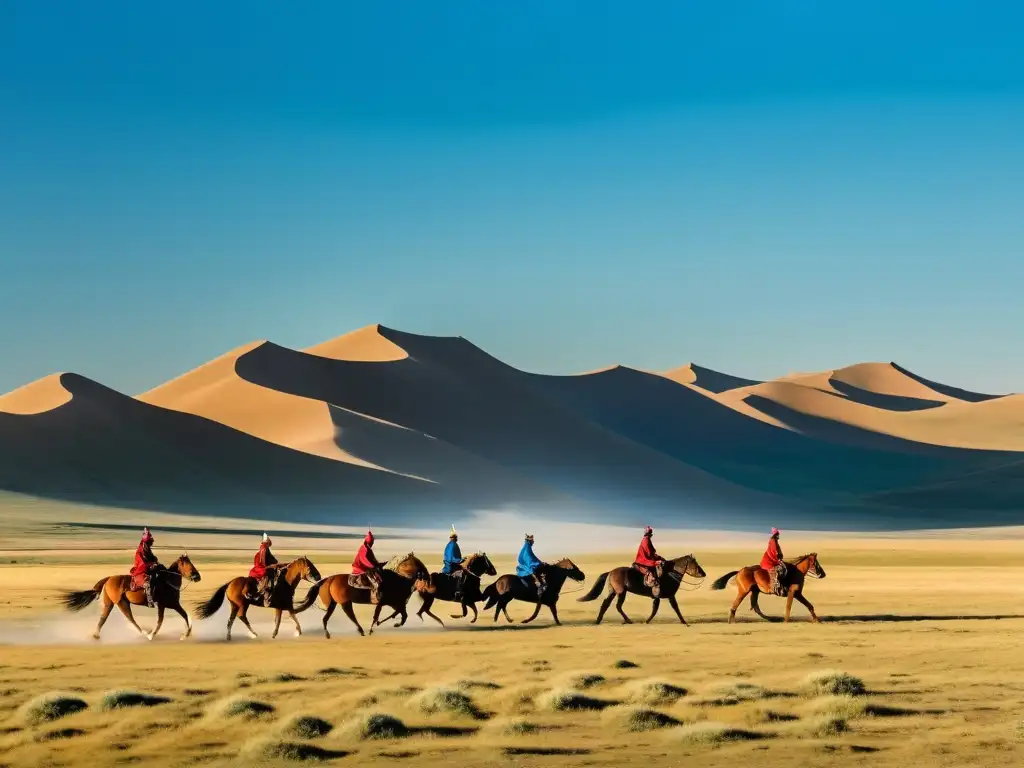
670, 557, 706, 591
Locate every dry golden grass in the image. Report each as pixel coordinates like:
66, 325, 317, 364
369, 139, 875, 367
2, 534, 1024, 766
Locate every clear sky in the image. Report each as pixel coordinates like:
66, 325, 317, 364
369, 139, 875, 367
2, 2, 1023, 396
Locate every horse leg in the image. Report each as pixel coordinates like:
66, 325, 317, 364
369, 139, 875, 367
595, 592, 616, 625
368, 604, 383, 635
500, 596, 514, 623
547, 603, 561, 626
147, 604, 165, 640
729, 584, 752, 624
170, 604, 192, 640
420, 600, 445, 627
784, 586, 796, 623
226, 604, 238, 641
749, 590, 771, 621
521, 600, 543, 624
417, 594, 434, 621
450, 598, 468, 620
667, 595, 687, 626
93, 592, 115, 640
322, 601, 336, 639
468, 602, 479, 623
794, 591, 820, 623
115, 598, 147, 637
614, 592, 632, 624
339, 601, 365, 637
645, 598, 661, 624
288, 610, 302, 637
237, 604, 258, 639
271, 608, 283, 639
396, 605, 409, 627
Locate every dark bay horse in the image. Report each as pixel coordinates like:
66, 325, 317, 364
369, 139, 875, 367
378, 552, 498, 626
578, 554, 706, 625
481, 558, 585, 625
59, 554, 202, 641
194, 556, 321, 640
710, 553, 826, 623
293, 554, 430, 638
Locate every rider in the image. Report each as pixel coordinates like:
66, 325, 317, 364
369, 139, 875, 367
633, 525, 667, 597
442, 524, 466, 600
760, 527, 787, 596
248, 532, 279, 606
130, 527, 161, 607
516, 533, 546, 598
351, 529, 383, 604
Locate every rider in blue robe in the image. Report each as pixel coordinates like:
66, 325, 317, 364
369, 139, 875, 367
443, 525, 466, 599
516, 534, 546, 597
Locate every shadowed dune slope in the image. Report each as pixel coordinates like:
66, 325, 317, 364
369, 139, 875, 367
661, 363, 761, 394
141, 337, 585, 509
293, 326, 785, 517
0, 373, 446, 522
524, 365, 992, 498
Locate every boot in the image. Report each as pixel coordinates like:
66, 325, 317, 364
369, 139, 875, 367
651, 578, 661, 598
144, 579, 156, 608
453, 574, 462, 602
370, 573, 382, 604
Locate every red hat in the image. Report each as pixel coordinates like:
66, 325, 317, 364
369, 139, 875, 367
364, 530, 374, 546
644, 526, 654, 536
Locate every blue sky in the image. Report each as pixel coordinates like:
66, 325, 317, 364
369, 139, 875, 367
2, 2, 1023, 395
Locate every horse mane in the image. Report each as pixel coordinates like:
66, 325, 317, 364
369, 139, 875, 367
787, 553, 816, 564
384, 553, 415, 571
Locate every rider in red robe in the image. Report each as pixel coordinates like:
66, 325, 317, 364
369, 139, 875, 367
760, 528, 787, 596
633, 526, 667, 596
129, 527, 161, 606
350, 530, 383, 603
248, 533, 279, 606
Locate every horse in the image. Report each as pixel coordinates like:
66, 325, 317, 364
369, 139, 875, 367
193, 556, 321, 641
377, 552, 498, 626
578, 554, 706, 625
481, 558, 586, 625
709, 553, 826, 623
59, 553, 202, 641
293, 553, 430, 638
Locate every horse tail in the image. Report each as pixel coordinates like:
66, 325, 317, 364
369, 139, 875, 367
294, 578, 327, 613
482, 582, 499, 609
60, 578, 107, 612
577, 572, 609, 602
710, 571, 739, 591
194, 582, 229, 619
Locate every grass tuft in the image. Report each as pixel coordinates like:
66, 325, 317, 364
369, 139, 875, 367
669, 721, 763, 745
613, 659, 639, 669
412, 687, 485, 719
215, 696, 276, 719
806, 714, 849, 738
556, 672, 606, 689
20, 693, 88, 725
537, 688, 613, 712
248, 738, 348, 761
283, 715, 334, 739
101, 690, 173, 711
602, 705, 680, 732
340, 712, 410, 740
803, 670, 866, 697
454, 679, 502, 691
623, 679, 688, 705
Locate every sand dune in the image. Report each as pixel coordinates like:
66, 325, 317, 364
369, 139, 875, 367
0, 373, 74, 415
662, 363, 761, 393
1, 325, 1022, 528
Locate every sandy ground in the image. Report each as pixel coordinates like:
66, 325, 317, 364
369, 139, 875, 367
2, 535, 1024, 767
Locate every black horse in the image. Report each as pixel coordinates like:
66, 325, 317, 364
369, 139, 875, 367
481, 558, 586, 625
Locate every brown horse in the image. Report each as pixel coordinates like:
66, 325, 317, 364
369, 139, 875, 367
481, 558, 586, 625
376, 552, 498, 626
59, 554, 202, 641
709, 553, 826, 623
578, 554, 706, 625
194, 556, 321, 640
293, 553, 430, 638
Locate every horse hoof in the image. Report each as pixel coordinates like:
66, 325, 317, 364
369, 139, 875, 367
293, 630, 301, 638
92, 633, 101, 641
325, 631, 331, 640
146, 633, 155, 641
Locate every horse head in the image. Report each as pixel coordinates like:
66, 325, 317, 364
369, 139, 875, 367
671, 554, 705, 580
807, 553, 826, 578
467, 552, 497, 577
293, 555, 321, 584
554, 557, 586, 582
394, 553, 430, 582
175, 552, 202, 583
